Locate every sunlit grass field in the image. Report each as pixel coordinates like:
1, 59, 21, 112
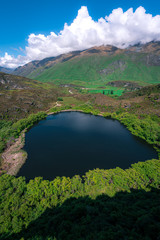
88, 88, 124, 96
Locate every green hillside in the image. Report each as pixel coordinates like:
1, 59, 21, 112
0, 72, 62, 121
1, 159, 160, 240
28, 54, 160, 87
0, 71, 160, 239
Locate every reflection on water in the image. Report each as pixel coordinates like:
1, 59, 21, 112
17, 112, 158, 180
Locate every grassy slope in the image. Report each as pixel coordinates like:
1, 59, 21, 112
28, 54, 160, 87
0, 72, 63, 121
88, 88, 124, 96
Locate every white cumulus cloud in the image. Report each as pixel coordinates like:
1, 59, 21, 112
1, 6, 160, 68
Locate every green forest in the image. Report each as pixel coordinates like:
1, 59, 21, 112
0, 159, 160, 240
0, 112, 47, 153
0, 102, 160, 239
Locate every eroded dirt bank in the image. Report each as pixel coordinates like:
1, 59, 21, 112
0, 131, 27, 175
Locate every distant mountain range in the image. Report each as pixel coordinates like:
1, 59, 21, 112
0, 66, 14, 74
1, 41, 160, 86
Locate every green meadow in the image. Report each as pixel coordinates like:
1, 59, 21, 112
88, 88, 124, 96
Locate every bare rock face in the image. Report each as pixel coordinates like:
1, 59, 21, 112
145, 54, 160, 66
0, 72, 29, 90
99, 60, 126, 75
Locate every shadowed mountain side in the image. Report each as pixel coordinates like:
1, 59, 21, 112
3, 188, 160, 240
0, 67, 14, 74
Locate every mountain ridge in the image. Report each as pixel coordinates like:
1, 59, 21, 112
0, 66, 14, 74
1, 41, 159, 87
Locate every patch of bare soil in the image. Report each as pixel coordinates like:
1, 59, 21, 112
0, 131, 27, 176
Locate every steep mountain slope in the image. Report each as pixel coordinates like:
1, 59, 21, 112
13, 41, 160, 86
13, 51, 84, 77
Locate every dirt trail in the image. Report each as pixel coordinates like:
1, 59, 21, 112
69, 90, 73, 94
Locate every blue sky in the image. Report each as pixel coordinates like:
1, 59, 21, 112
0, 0, 160, 68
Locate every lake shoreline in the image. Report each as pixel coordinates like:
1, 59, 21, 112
18, 111, 158, 180
0, 131, 27, 176
48, 109, 104, 116
1, 109, 159, 177
0, 110, 88, 176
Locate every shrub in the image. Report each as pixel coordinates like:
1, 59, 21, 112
57, 97, 63, 101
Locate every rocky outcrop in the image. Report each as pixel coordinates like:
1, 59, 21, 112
99, 60, 126, 75
0, 72, 29, 90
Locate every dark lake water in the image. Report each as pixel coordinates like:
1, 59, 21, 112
17, 112, 158, 180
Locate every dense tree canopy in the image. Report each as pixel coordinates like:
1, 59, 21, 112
0, 159, 160, 239
0, 105, 160, 239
